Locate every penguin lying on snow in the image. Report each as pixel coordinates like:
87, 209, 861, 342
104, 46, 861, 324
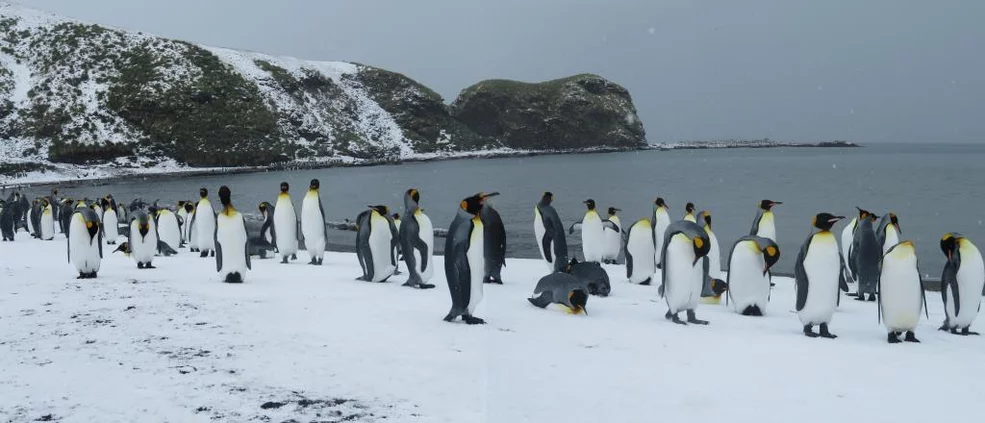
528, 272, 589, 314
568, 259, 611, 297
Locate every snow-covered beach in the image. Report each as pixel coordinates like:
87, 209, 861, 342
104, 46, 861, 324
1, 230, 983, 423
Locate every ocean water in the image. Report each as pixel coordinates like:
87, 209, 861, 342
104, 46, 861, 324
19, 143, 985, 277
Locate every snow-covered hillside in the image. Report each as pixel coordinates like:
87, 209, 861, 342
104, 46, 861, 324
1, 230, 983, 422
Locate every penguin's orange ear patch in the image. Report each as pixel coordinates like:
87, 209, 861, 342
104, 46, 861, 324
693, 238, 704, 249
812, 216, 817, 227
460, 201, 467, 210
766, 246, 777, 256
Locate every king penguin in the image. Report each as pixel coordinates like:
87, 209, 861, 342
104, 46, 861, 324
624, 218, 656, 285
726, 235, 780, 316
571, 199, 605, 263
850, 208, 881, 301
155, 207, 182, 255
749, 199, 781, 242
939, 233, 985, 335
876, 212, 902, 254
101, 197, 119, 245
301, 179, 328, 265
183, 202, 197, 249
399, 188, 436, 289
533, 192, 568, 273
258, 201, 275, 247
274, 182, 300, 264
355, 205, 398, 282
176, 200, 189, 245
39, 198, 55, 240
658, 220, 712, 325
879, 240, 928, 343
482, 197, 507, 284
695, 210, 725, 304
795, 213, 848, 338
683, 203, 697, 223
126, 209, 159, 269
192, 188, 216, 257
651, 197, 671, 269
527, 272, 589, 314
215, 186, 251, 283
444, 192, 496, 324
601, 207, 622, 264
68, 207, 102, 279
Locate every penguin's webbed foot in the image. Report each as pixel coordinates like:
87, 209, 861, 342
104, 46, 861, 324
686, 310, 709, 325
462, 315, 485, 325
144, 264, 156, 269
282, 257, 289, 264
961, 328, 980, 336
904, 331, 920, 343
210, 250, 215, 257
853, 295, 866, 302
803, 325, 819, 338
199, 251, 209, 258
418, 284, 436, 290
291, 254, 297, 260
938, 322, 950, 332
640, 278, 652, 286
887, 332, 902, 344
867, 294, 877, 302
950, 328, 960, 335
137, 262, 144, 269
442, 314, 456, 323
819, 323, 837, 339
665, 311, 686, 325
317, 258, 323, 265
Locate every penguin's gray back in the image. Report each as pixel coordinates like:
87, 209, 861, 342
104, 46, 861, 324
536, 203, 568, 271
529, 272, 589, 308
851, 219, 881, 292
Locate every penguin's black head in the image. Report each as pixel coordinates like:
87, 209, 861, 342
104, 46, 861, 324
541, 192, 554, 204
701, 211, 712, 228
567, 289, 588, 315
392, 213, 400, 220
460, 194, 486, 216
100, 197, 109, 208
691, 235, 710, 265
138, 217, 150, 237
183, 202, 195, 213
856, 207, 873, 221
199, 188, 208, 198
812, 213, 844, 231
760, 199, 781, 210
407, 188, 420, 203
710, 278, 728, 296
258, 202, 269, 213
218, 186, 232, 207
940, 233, 959, 261
685, 202, 695, 214
478, 192, 499, 205
655, 197, 667, 208
368, 205, 389, 216
309, 179, 320, 190
280, 182, 289, 193
889, 213, 901, 230
85, 215, 99, 239
762, 243, 780, 275
583, 199, 596, 210
607, 207, 620, 216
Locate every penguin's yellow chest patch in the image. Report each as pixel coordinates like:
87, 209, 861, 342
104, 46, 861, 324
306, 190, 318, 200
761, 211, 774, 225
814, 231, 836, 245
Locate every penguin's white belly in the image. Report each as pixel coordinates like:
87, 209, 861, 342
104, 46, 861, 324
368, 215, 395, 282
274, 198, 299, 256
158, 213, 181, 251
953, 245, 984, 327
40, 211, 54, 240
217, 212, 249, 278
707, 230, 721, 279
756, 214, 776, 242
728, 242, 770, 313
177, 210, 188, 241
603, 216, 621, 261
533, 208, 551, 270
581, 213, 604, 262
625, 222, 655, 284
69, 216, 99, 273
654, 211, 669, 264
665, 234, 700, 312
413, 212, 435, 281
27, 208, 35, 233
880, 256, 922, 332
301, 195, 325, 256
131, 222, 158, 263
195, 202, 215, 250
466, 220, 485, 314
882, 226, 900, 254
840, 218, 856, 281
799, 235, 840, 325
103, 210, 119, 243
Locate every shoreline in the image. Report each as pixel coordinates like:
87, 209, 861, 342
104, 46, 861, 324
1, 142, 858, 189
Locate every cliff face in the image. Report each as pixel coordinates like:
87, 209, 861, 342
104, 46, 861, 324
449, 74, 646, 150
0, 3, 648, 181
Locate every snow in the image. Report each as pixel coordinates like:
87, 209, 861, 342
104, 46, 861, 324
0, 52, 31, 104
2, 230, 984, 422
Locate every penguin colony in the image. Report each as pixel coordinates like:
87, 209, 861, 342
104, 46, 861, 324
1, 184, 982, 344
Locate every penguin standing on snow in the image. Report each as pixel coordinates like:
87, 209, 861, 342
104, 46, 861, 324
399, 189, 436, 289
444, 192, 497, 324
101, 197, 119, 245
124, 209, 159, 269
355, 205, 399, 282
876, 212, 902, 254
726, 235, 780, 316
683, 202, 697, 223
258, 201, 275, 246
176, 200, 189, 245
301, 179, 328, 265
651, 198, 671, 269
624, 218, 656, 285
850, 208, 881, 301
59, 199, 75, 236
192, 188, 216, 257
601, 207, 622, 264
570, 199, 605, 263
795, 213, 849, 339
27, 198, 38, 238
68, 207, 102, 279
0, 199, 15, 241
481, 198, 507, 284
749, 199, 781, 242
658, 220, 712, 325
695, 210, 725, 304
274, 182, 300, 264
533, 192, 568, 273
215, 185, 251, 283
528, 272, 589, 314
939, 233, 984, 335
155, 207, 182, 255
181, 202, 196, 247
878, 241, 928, 343
39, 199, 55, 240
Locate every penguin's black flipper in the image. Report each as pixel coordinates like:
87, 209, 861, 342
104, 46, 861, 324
625, 248, 634, 280
215, 240, 224, 272
794, 234, 812, 312
97, 230, 103, 258
541, 228, 554, 265
568, 221, 582, 235
412, 236, 430, 273
527, 291, 552, 308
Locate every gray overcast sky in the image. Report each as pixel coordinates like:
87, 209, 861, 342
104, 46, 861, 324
14, 0, 985, 144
